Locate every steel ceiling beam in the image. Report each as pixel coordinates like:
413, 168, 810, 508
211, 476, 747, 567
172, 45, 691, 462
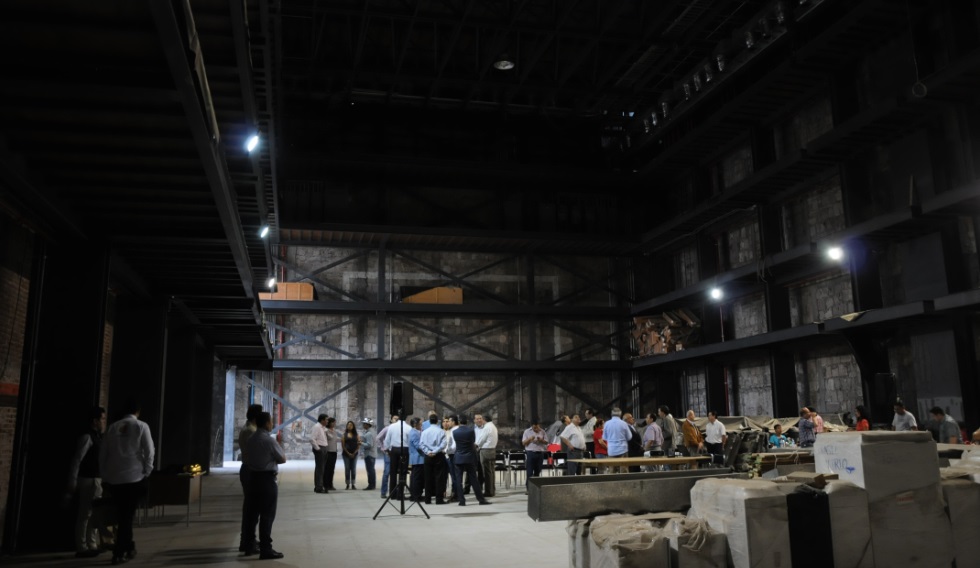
147, 0, 271, 359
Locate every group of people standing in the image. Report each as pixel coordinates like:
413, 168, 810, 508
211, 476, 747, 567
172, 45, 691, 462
376, 411, 496, 506
307, 414, 377, 493
67, 399, 155, 565
529, 406, 727, 477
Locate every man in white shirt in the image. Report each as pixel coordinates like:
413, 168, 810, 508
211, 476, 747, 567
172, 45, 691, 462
383, 415, 412, 499
99, 399, 154, 565
560, 415, 586, 475
474, 413, 498, 497
892, 401, 918, 431
582, 409, 597, 473
309, 414, 330, 494
376, 414, 398, 499
522, 419, 549, 491
704, 411, 727, 460
444, 416, 461, 502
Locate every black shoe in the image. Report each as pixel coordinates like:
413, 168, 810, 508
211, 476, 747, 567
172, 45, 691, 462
243, 544, 260, 556
75, 550, 100, 558
125, 549, 137, 560
436, 500, 446, 505
351, 484, 357, 490
259, 549, 285, 560
380, 494, 387, 499
314, 488, 325, 493
345, 484, 350, 490
111, 556, 128, 566
479, 501, 492, 505
363, 485, 375, 490
458, 502, 466, 506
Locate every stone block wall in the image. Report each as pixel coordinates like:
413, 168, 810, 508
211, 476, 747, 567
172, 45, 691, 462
676, 245, 699, 288
789, 270, 854, 325
727, 219, 761, 268
732, 294, 767, 339
682, 368, 708, 416
722, 143, 754, 189
794, 346, 862, 414
781, 175, 846, 249
774, 96, 834, 160
959, 217, 980, 288
735, 358, 773, 417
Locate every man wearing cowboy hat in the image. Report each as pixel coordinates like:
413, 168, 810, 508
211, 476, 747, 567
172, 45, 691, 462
360, 418, 377, 490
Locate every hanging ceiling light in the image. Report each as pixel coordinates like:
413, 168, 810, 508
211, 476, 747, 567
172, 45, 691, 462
493, 54, 516, 70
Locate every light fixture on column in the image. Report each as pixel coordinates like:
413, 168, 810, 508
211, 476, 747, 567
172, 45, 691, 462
259, 225, 270, 238
267, 277, 276, 289
245, 133, 260, 153
709, 287, 724, 301
827, 246, 845, 261
493, 54, 515, 71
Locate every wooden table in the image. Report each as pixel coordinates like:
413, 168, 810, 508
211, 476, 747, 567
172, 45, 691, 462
145, 472, 204, 526
568, 456, 710, 472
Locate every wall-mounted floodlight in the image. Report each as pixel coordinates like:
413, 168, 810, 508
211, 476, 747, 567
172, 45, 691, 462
709, 288, 723, 300
246, 134, 260, 153
827, 246, 844, 261
259, 225, 270, 238
267, 277, 276, 289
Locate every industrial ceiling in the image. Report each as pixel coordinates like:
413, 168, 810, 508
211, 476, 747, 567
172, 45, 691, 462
0, 0, 933, 366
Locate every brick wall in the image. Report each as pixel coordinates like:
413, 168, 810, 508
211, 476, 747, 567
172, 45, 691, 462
789, 270, 854, 325
0, 218, 34, 544
735, 358, 773, 416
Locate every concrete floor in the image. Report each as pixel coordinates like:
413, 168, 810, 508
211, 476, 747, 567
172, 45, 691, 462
4, 461, 568, 567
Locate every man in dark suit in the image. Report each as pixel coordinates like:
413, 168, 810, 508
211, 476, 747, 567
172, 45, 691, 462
452, 416, 492, 506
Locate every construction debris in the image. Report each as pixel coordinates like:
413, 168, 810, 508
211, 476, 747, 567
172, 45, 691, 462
632, 309, 701, 356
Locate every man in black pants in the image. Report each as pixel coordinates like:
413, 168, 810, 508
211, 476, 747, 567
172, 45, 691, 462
452, 416, 491, 506
243, 412, 287, 560
99, 398, 154, 566
238, 404, 263, 553
383, 414, 410, 499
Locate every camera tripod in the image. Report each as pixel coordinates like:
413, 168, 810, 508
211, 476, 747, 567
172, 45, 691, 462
373, 414, 429, 520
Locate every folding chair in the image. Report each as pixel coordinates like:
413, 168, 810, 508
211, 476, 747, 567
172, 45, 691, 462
508, 451, 526, 487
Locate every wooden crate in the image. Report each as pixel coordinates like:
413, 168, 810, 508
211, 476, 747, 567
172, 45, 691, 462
402, 286, 463, 304
258, 282, 314, 301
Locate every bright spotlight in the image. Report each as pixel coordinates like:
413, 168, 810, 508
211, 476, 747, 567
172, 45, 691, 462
266, 277, 276, 289
245, 134, 260, 153
709, 288, 723, 300
259, 225, 270, 238
827, 246, 844, 261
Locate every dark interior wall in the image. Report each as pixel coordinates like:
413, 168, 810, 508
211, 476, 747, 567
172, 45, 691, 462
7, 241, 109, 552
108, 298, 167, 468
159, 321, 215, 471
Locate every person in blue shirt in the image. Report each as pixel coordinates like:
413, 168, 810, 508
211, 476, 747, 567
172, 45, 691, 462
769, 424, 789, 448
408, 418, 425, 501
